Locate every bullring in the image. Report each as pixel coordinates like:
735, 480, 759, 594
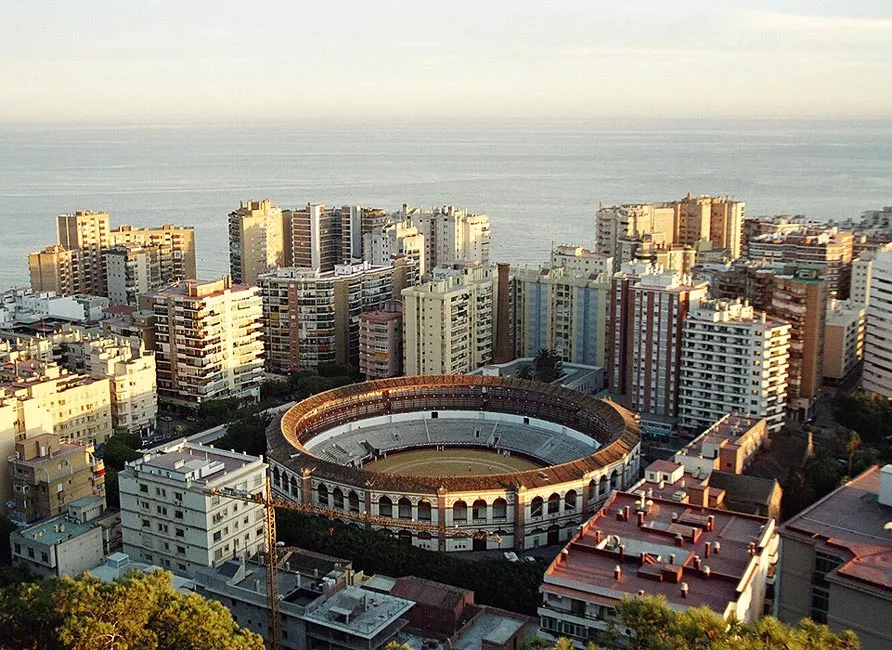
266, 375, 641, 552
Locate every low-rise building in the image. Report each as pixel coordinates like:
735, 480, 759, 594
673, 415, 769, 477
89, 551, 195, 591
468, 357, 606, 395
119, 440, 267, 578
776, 465, 892, 650
9, 495, 115, 577
538, 489, 778, 648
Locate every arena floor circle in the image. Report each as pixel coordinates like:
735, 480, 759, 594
363, 448, 543, 476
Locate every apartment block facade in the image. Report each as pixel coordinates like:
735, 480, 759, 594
104, 243, 162, 306
512, 265, 609, 367
678, 300, 790, 434
608, 262, 708, 434
108, 224, 196, 282
402, 266, 495, 375
359, 301, 403, 379
822, 299, 865, 385
8, 433, 105, 525
119, 441, 267, 578
228, 199, 285, 285
258, 262, 395, 373
403, 204, 491, 270
863, 249, 892, 398
151, 277, 264, 409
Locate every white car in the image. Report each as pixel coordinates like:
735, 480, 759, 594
503, 551, 519, 562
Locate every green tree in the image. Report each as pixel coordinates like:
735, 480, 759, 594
0, 514, 15, 565
782, 470, 815, 520
533, 348, 563, 383
846, 430, 861, 477
101, 431, 143, 471
805, 444, 843, 498
0, 571, 264, 650
516, 364, 534, 380
216, 412, 273, 457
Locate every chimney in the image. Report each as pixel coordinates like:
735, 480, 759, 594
595, 530, 603, 543
703, 566, 711, 580
669, 553, 675, 565
707, 515, 715, 532
705, 542, 711, 558
714, 542, 721, 554
671, 512, 678, 523
619, 544, 625, 562
693, 555, 702, 570
637, 589, 645, 597
624, 505, 631, 520
637, 511, 645, 527
680, 582, 689, 599
614, 565, 622, 581
675, 534, 684, 547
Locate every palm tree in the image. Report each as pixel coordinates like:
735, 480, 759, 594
516, 363, 534, 380
534, 348, 563, 383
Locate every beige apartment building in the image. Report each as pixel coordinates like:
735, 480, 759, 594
2, 362, 113, 446
228, 199, 285, 285
364, 219, 427, 280
151, 277, 264, 409
56, 211, 111, 295
608, 262, 708, 436
8, 433, 105, 525
596, 195, 745, 272
404, 204, 491, 270
104, 243, 162, 306
550, 245, 613, 278
822, 299, 865, 385
402, 266, 495, 375
28, 245, 82, 296
258, 262, 395, 374
776, 466, 892, 650
679, 299, 790, 434
109, 224, 196, 281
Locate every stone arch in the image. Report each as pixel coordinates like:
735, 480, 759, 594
272, 466, 281, 488
398, 497, 412, 519
289, 475, 298, 495
547, 492, 561, 515
492, 497, 507, 519
418, 499, 432, 521
564, 489, 577, 510
599, 475, 609, 495
472, 499, 487, 520
531, 496, 544, 517
378, 496, 393, 518
332, 487, 344, 509
347, 490, 360, 513
453, 499, 468, 521
588, 478, 597, 500
317, 483, 329, 507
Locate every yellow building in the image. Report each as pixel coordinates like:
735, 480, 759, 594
228, 199, 286, 285
108, 224, 197, 282
28, 245, 81, 295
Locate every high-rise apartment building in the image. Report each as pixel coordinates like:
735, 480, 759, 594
108, 224, 196, 282
258, 262, 395, 373
822, 300, 865, 386
56, 211, 111, 295
104, 243, 161, 306
228, 199, 285, 285
679, 299, 790, 434
607, 262, 708, 435
597, 195, 745, 272
747, 228, 854, 299
770, 266, 827, 417
402, 266, 495, 375
8, 433, 105, 525
151, 277, 264, 409
28, 246, 82, 296
405, 205, 491, 270
119, 440, 267, 578
851, 244, 892, 305
512, 265, 609, 367
30, 213, 196, 300
359, 301, 403, 379
364, 220, 426, 280
863, 249, 892, 398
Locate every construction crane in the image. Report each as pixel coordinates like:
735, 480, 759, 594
205, 476, 502, 650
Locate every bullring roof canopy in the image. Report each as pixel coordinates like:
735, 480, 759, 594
267, 375, 640, 492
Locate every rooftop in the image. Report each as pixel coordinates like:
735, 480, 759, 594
302, 586, 414, 639
452, 607, 529, 650
126, 440, 264, 486
13, 511, 99, 547
391, 576, 472, 611
90, 552, 195, 591
541, 490, 775, 616
676, 415, 765, 465
780, 465, 892, 591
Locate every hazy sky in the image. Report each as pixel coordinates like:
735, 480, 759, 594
2, 1, 890, 122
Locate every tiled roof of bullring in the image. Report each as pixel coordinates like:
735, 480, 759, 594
266, 375, 641, 493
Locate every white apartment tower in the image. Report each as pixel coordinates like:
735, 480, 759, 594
863, 249, 892, 398
408, 205, 490, 270
678, 299, 791, 434
402, 266, 494, 375
151, 277, 264, 409
119, 441, 267, 578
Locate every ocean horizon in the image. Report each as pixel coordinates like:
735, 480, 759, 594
1, 118, 890, 289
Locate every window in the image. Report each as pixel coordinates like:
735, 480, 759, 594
27, 548, 34, 558
531, 497, 543, 517
213, 531, 222, 542
176, 546, 186, 555
174, 510, 184, 520
547, 493, 561, 514
141, 519, 150, 528
175, 528, 185, 538
139, 484, 148, 493
13, 543, 20, 554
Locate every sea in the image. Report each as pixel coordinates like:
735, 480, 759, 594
0, 118, 890, 289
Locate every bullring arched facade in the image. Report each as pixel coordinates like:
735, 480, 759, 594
266, 375, 641, 552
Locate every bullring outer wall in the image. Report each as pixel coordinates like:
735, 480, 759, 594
266, 375, 642, 552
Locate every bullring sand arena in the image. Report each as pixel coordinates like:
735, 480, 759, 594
364, 447, 542, 476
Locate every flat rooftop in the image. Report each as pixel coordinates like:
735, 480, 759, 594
678, 415, 763, 460
127, 441, 263, 485
452, 609, 528, 650
542, 490, 773, 614
302, 586, 414, 639
14, 511, 98, 547
780, 466, 892, 590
